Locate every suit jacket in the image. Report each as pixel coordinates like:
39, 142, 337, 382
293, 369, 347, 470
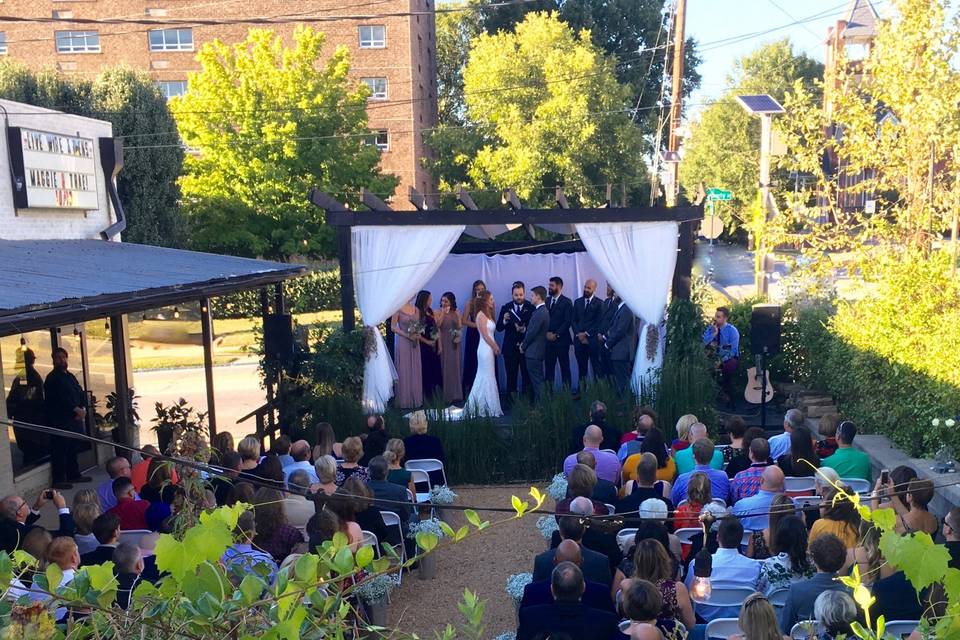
0, 511, 75, 554
568, 421, 622, 454
550, 528, 623, 573
598, 297, 617, 334
522, 304, 550, 360
81, 544, 118, 567
496, 300, 535, 349
517, 601, 620, 640
367, 478, 413, 530
546, 294, 574, 346
605, 302, 635, 361
533, 544, 612, 585
520, 578, 614, 612
591, 479, 618, 506
572, 296, 603, 339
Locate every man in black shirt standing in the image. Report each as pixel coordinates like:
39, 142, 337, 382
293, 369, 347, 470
44, 347, 91, 489
571, 279, 603, 389
5, 348, 48, 464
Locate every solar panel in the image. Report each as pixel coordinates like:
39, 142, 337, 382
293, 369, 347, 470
735, 94, 785, 115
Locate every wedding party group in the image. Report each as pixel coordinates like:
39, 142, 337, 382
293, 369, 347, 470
390, 277, 637, 416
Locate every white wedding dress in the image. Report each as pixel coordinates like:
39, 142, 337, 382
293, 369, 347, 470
465, 317, 503, 417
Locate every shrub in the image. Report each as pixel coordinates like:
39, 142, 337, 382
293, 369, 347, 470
212, 269, 342, 319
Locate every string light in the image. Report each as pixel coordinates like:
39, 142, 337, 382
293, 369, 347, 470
19, 335, 25, 346
105, 320, 111, 333
173, 307, 180, 319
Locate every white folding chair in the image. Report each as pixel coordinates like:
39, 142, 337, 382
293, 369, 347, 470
741, 530, 752, 550
789, 621, 818, 639
884, 620, 921, 638
711, 498, 727, 508
784, 476, 817, 496
380, 510, 407, 584
705, 617, 742, 639
768, 586, 790, 609
408, 470, 435, 518
673, 527, 702, 545
841, 477, 872, 494
360, 530, 379, 556
692, 585, 756, 606
118, 529, 151, 546
404, 458, 448, 486
616, 528, 638, 555
604, 503, 616, 515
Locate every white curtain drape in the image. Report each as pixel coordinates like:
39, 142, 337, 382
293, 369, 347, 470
353, 225, 465, 412
575, 221, 678, 392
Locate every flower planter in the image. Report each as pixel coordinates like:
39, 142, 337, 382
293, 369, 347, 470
418, 552, 438, 580
364, 599, 389, 626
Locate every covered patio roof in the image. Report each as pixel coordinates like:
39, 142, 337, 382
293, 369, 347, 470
0, 239, 307, 336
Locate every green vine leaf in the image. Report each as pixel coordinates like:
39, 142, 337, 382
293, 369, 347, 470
880, 531, 949, 591
416, 531, 439, 553
464, 509, 481, 529
871, 507, 896, 533
333, 547, 354, 575
355, 545, 374, 569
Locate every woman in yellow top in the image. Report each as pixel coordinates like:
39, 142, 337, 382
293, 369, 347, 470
621, 428, 676, 494
809, 486, 861, 549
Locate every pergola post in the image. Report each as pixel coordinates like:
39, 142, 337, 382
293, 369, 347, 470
199, 298, 217, 438
109, 313, 134, 456
672, 222, 696, 300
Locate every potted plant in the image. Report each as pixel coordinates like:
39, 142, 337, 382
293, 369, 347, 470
354, 573, 397, 627
429, 485, 458, 523
104, 389, 140, 452
505, 573, 532, 613
407, 518, 446, 580
547, 473, 568, 503
151, 398, 207, 456
535, 515, 558, 541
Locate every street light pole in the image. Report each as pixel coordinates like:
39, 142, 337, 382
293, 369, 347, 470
666, 0, 687, 207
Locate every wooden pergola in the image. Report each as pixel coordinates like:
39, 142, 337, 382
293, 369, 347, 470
309, 186, 703, 332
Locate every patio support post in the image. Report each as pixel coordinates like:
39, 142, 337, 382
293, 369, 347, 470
109, 314, 134, 455
199, 298, 217, 438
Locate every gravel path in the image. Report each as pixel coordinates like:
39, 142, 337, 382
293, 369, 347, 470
387, 484, 547, 638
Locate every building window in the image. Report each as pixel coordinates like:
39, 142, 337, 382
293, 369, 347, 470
366, 129, 389, 151
359, 25, 386, 49
149, 28, 193, 52
157, 81, 188, 100
55, 31, 101, 54
0, 33, 7, 55
361, 77, 388, 100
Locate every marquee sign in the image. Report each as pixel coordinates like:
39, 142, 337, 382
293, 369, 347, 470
7, 126, 99, 210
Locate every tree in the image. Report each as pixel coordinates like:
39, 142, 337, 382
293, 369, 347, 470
173, 27, 398, 260
0, 61, 184, 247
457, 12, 645, 205
436, 1, 483, 126
678, 39, 823, 235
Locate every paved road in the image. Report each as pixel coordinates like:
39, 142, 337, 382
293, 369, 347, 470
133, 361, 266, 445
694, 240, 789, 301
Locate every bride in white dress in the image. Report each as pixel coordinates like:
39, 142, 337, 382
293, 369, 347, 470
465, 291, 503, 417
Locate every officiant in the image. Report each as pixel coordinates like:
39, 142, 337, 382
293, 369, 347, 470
496, 281, 535, 398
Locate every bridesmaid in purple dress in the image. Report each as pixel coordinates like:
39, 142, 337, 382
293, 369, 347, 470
391, 301, 422, 409
415, 290, 442, 401
437, 291, 463, 404
461, 280, 486, 396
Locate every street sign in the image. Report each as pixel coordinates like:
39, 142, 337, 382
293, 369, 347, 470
701, 215, 723, 240
706, 188, 732, 201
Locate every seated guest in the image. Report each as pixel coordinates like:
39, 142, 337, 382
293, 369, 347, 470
403, 410, 445, 486
815, 413, 841, 459
521, 540, 614, 612
780, 533, 849, 633
271, 435, 294, 467
623, 429, 675, 488
569, 401, 621, 454
211, 432, 235, 462
313, 422, 342, 460
670, 414, 698, 454
108, 478, 151, 530
748, 493, 797, 561
516, 562, 619, 640
72, 502, 101, 555
673, 472, 712, 530
776, 426, 820, 477
563, 425, 621, 484
848, 523, 893, 588
282, 440, 319, 485
137, 532, 161, 583
757, 516, 814, 594
226, 481, 255, 507
720, 415, 748, 469
0, 490, 77, 554
33, 537, 80, 622
872, 565, 928, 622
210, 451, 242, 506
617, 454, 674, 526
333, 478, 389, 550
733, 466, 788, 531
556, 464, 609, 517
221, 510, 278, 584
821, 421, 872, 482
306, 509, 341, 552
671, 439, 730, 505
620, 579, 676, 639
139, 458, 177, 505
312, 455, 339, 496
617, 408, 656, 461
553, 497, 622, 573
252, 488, 304, 564
359, 415, 389, 465
237, 436, 261, 472
884, 477, 937, 536
80, 512, 120, 566
674, 423, 723, 475
21, 527, 52, 569
768, 409, 805, 461
576, 451, 618, 506
131, 445, 178, 492
366, 456, 414, 541
814, 591, 857, 640
252, 454, 284, 486
730, 436, 773, 503
113, 542, 143, 610
809, 487, 860, 549
613, 539, 695, 630
726, 427, 768, 479
336, 437, 370, 486
944, 507, 960, 569
97, 456, 136, 512
535, 515, 612, 585
383, 441, 415, 497
684, 517, 759, 622
732, 592, 783, 640
284, 470, 316, 531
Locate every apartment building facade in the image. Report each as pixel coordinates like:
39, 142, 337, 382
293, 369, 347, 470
0, 0, 438, 207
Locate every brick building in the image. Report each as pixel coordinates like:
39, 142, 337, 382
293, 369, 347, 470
0, 0, 438, 206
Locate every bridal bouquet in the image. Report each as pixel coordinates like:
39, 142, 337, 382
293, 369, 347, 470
406, 320, 425, 338
450, 328, 462, 344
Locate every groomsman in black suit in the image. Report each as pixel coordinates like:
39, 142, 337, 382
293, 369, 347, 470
544, 276, 574, 388
596, 283, 617, 378
521, 286, 550, 402
571, 279, 603, 388
601, 292, 636, 394
496, 281, 535, 398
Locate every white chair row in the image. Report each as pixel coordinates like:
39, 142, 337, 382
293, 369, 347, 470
673, 527, 752, 549
676, 498, 728, 508
404, 458, 447, 486
783, 475, 872, 495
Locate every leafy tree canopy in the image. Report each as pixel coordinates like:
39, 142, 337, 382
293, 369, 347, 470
173, 27, 398, 261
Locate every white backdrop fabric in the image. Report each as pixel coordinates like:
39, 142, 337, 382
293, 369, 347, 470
575, 222, 678, 391
419, 252, 606, 387
353, 225, 464, 411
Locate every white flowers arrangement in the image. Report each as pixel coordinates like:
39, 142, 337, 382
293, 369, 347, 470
547, 473, 568, 502
354, 574, 398, 604
493, 633, 517, 640
505, 572, 533, 605
536, 515, 559, 540
932, 418, 957, 427
430, 485, 458, 505
407, 517, 446, 539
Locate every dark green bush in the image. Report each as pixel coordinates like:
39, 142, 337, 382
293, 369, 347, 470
212, 269, 342, 319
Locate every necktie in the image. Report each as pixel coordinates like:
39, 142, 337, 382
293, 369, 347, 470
515, 303, 520, 315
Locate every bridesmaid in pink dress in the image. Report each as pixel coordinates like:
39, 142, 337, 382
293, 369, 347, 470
391, 302, 422, 408
437, 291, 463, 404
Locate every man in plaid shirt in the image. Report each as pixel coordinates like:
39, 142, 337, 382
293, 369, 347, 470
730, 437, 773, 504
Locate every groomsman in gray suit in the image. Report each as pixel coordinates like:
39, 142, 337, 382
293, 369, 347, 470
520, 286, 550, 402
601, 292, 635, 394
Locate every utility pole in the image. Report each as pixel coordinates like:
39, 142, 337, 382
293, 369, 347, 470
665, 0, 687, 207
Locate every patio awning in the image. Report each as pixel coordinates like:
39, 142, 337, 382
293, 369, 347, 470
0, 239, 308, 336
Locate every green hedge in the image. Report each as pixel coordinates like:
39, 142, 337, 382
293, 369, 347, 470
212, 269, 341, 319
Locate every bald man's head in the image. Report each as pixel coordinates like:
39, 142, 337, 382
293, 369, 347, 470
554, 539, 583, 567
583, 279, 597, 298
689, 422, 708, 442
569, 496, 594, 516
760, 465, 785, 492
290, 440, 311, 462
583, 425, 603, 447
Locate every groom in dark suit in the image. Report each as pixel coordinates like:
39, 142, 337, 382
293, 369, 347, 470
544, 276, 574, 389
496, 281, 534, 398
601, 291, 635, 394
571, 278, 603, 387
520, 286, 549, 402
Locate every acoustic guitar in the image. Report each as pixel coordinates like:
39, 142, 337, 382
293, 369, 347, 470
744, 355, 774, 404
